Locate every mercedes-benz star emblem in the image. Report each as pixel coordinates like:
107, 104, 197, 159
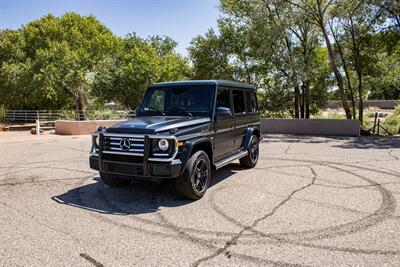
120, 138, 131, 151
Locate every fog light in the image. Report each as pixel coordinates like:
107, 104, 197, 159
158, 139, 169, 151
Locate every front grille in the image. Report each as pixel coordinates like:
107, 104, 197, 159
103, 135, 145, 156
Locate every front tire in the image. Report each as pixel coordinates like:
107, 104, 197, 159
240, 135, 259, 168
100, 172, 131, 187
175, 151, 211, 200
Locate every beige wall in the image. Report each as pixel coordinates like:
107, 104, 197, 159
55, 120, 124, 135
261, 119, 360, 136
55, 118, 360, 136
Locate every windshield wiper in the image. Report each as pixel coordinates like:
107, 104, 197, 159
166, 107, 193, 117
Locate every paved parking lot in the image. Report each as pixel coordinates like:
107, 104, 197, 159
1, 133, 400, 266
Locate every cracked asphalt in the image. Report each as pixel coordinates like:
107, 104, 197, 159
1, 132, 400, 266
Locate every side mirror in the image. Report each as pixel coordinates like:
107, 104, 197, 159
131, 107, 140, 117
216, 107, 232, 117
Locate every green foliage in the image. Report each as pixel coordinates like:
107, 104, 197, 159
383, 105, 400, 135
0, 13, 118, 112
189, 0, 332, 117
188, 29, 234, 80
92, 34, 190, 109
0, 13, 190, 113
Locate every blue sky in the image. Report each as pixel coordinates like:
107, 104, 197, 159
0, 0, 220, 56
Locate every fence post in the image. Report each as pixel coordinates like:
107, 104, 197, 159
36, 119, 40, 135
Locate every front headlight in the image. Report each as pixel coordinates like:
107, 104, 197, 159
158, 138, 169, 151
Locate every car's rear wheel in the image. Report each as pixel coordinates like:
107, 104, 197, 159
175, 150, 211, 200
240, 135, 259, 168
100, 172, 131, 187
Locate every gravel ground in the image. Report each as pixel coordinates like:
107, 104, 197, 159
0, 133, 400, 266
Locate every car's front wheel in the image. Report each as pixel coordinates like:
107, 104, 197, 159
175, 150, 211, 200
100, 172, 131, 187
240, 135, 259, 168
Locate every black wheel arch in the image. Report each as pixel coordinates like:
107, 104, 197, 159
243, 127, 261, 149
179, 137, 213, 175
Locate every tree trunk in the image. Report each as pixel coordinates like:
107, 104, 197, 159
303, 81, 310, 119
330, 25, 357, 119
320, 26, 352, 119
74, 88, 86, 121
357, 69, 363, 124
300, 85, 305, 119
294, 85, 300, 118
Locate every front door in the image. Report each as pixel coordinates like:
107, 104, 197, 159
214, 87, 235, 160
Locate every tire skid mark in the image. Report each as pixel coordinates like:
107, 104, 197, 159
0, 175, 94, 187
49, 152, 400, 266
389, 150, 399, 161
79, 253, 104, 267
191, 166, 318, 267
0, 199, 87, 251
209, 158, 400, 256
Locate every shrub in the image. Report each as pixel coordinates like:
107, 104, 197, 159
382, 105, 400, 135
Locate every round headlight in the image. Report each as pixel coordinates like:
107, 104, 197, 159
158, 139, 169, 151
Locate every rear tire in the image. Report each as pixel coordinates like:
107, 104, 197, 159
175, 151, 211, 200
100, 172, 131, 187
239, 135, 259, 168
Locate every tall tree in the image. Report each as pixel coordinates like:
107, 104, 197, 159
93, 34, 190, 109
0, 13, 118, 119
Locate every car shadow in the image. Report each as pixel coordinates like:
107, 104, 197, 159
52, 163, 244, 215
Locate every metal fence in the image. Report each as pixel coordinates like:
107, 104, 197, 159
5, 110, 135, 123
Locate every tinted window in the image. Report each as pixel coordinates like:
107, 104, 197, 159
142, 85, 214, 116
246, 91, 258, 113
216, 88, 231, 111
232, 90, 245, 114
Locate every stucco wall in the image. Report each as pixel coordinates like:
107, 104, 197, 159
55, 118, 360, 136
326, 100, 399, 110
55, 120, 124, 135
261, 119, 360, 136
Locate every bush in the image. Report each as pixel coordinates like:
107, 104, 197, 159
382, 105, 400, 135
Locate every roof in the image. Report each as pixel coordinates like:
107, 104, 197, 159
149, 80, 256, 90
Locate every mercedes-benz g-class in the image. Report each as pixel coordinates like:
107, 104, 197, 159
89, 80, 261, 199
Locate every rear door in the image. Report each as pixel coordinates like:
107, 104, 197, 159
232, 89, 248, 150
245, 90, 260, 128
213, 87, 235, 160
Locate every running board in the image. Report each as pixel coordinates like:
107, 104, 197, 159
214, 150, 248, 170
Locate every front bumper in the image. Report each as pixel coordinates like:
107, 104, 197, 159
89, 155, 182, 179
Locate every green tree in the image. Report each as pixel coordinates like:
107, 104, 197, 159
93, 34, 190, 109
189, 29, 234, 80
0, 13, 118, 119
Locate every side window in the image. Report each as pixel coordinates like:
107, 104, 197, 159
216, 88, 232, 116
246, 91, 258, 113
232, 90, 245, 114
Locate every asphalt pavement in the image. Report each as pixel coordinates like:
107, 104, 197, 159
0, 132, 400, 266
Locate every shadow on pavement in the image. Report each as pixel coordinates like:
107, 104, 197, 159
52, 163, 243, 215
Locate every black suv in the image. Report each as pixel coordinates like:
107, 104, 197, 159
89, 80, 261, 199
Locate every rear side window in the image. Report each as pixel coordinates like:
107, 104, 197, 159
232, 90, 245, 114
216, 88, 231, 111
246, 91, 258, 113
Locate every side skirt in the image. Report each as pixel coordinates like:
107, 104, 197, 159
214, 150, 248, 170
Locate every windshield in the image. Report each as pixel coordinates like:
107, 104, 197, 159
140, 85, 215, 117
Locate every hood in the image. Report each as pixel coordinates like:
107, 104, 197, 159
105, 116, 211, 134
